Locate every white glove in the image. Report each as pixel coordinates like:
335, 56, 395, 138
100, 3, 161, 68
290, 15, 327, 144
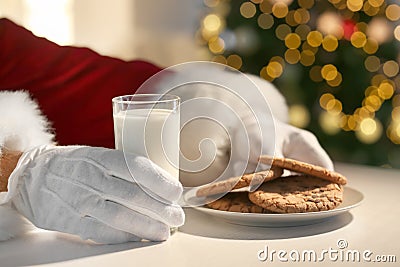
231, 115, 334, 178
3, 145, 184, 243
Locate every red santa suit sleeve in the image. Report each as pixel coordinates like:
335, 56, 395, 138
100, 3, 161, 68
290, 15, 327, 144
0, 18, 162, 148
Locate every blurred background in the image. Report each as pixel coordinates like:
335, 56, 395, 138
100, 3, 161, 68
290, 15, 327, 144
1, 0, 399, 168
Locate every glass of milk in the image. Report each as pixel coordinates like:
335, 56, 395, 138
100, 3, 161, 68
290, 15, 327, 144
112, 93, 180, 183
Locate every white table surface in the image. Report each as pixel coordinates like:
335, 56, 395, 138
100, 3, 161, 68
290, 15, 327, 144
1, 163, 399, 267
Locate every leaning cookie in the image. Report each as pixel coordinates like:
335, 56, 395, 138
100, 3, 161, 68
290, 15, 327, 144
196, 167, 283, 197
259, 155, 347, 185
248, 175, 343, 213
206, 192, 273, 213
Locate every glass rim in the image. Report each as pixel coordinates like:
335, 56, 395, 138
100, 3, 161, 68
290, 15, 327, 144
112, 94, 180, 105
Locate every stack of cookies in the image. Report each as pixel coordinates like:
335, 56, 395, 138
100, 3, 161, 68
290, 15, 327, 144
196, 156, 347, 214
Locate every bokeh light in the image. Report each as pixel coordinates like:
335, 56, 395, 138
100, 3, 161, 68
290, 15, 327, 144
351, 31, 367, 48
289, 104, 310, 128
356, 117, 382, 144
307, 31, 323, 47
364, 56, 380, 72
322, 35, 339, 52
300, 50, 315, 66
367, 17, 392, 44
382, 60, 399, 77
276, 24, 292, 40
285, 33, 301, 49
319, 111, 341, 135
272, 2, 289, 18
258, 13, 274, 29
227, 54, 243, 69
285, 49, 301, 64
347, 0, 364, 12
240, 2, 257, 18
386, 4, 400, 21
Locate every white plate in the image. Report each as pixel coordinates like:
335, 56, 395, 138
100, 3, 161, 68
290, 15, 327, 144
192, 187, 363, 227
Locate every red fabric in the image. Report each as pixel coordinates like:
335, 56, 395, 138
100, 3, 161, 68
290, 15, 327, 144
0, 18, 162, 148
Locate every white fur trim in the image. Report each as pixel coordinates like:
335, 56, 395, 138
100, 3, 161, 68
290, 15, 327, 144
0, 205, 34, 241
0, 90, 54, 154
0, 91, 53, 241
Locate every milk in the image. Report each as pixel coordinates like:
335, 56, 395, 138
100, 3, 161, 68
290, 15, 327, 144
113, 108, 180, 179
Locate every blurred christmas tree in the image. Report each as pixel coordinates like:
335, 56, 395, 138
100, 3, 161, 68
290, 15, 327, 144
197, 0, 400, 168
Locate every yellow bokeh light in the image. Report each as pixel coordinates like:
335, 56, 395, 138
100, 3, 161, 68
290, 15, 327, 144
307, 31, 323, 47
378, 81, 394, 99
212, 55, 227, 65
286, 11, 297, 27
270, 56, 286, 66
272, 2, 289, 18
364, 56, 380, 72
322, 35, 339, 52
340, 114, 357, 131
392, 106, 400, 122
383, 60, 399, 77
347, 0, 364, 11
260, 0, 273, 14
295, 24, 311, 40
327, 72, 342, 87
368, 0, 384, 8
258, 13, 274, 29
326, 99, 343, 115
300, 50, 315, 66
393, 94, 400, 107
320, 93, 335, 109
365, 85, 379, 97
356, 117, 382, 144
267, 61, 284, 78
204, 0, 219, 8
364, 2, 380, 16
285, 33, 301, 49
310, 66, 323, 82
285, 49, 301, 64
302, 41, 318, 53
203, 14, 222, 32
355, 107, 374, 119
240, 2, 257, 18
260, 66, 274, 82
371, 74, 387, 86
386, 4, 400, 21
321, 64, 338, 81
395, 26, 400, 41
208, 36, 225, 54
363, 38, 379, 54
227, 54, 243, 69
289, 104, 310, 128
299, 0, 315, 9
276, 24, 292, 40
294, 8, 310, 24
365, 95, 382, 111
387, 121, 400, 144
351, 31, 367, 48
319, 111, 341, 135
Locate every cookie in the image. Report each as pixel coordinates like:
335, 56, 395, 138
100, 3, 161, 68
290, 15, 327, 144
259, 155, 347, 185
206, 192, 272, 213
248, 175, 343, 213
196, 167, 283, 197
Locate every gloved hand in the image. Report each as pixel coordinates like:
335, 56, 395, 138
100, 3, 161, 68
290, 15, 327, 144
230, 115, 334, 179
4, 145, 184, 243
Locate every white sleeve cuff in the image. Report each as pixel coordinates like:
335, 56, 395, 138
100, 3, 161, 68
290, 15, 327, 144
0, 90, 54, 154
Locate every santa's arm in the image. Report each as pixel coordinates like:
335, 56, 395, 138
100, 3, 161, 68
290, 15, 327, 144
0, 18, 162, 148
0, 91, 54, 240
